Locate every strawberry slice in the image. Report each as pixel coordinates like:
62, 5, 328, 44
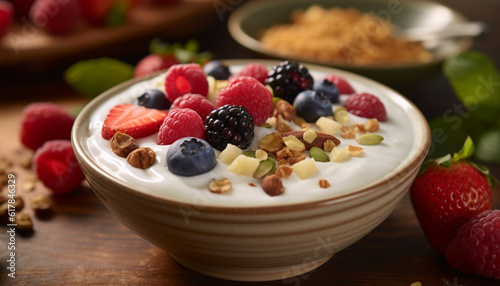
101, 104, 168, 139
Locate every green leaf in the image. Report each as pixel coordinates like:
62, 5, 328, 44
106, 1, 129, 27
452, 136, 474, 162
443, 50, 500, 121
476, 129, 500, 164
427, 115, 469, 159
64, 58, 134, 99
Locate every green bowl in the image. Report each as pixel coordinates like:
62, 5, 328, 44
228, 0, 473, 89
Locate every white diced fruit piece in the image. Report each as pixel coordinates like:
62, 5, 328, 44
329, 147, 350, 162
292, 158, 317, 179
316, 117, 342, 135
227, 155, 260, 177
255, 149, 268, 161
218, 144, 243, 165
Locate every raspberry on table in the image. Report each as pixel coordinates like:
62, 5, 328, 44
164, 63, 209, 102
205, 105, 255, 151
20, 102, 75, 151
229, 63, 268, 84
33, 140, 85, 194
171, 93, 215, 121
344, 92, 387, 122
265, 60, 314, 104
217, 76, 273, 126
157, 108, 205, 145
445, 209, 500, 279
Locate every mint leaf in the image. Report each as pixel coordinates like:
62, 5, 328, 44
443, 50, 500, 122
106, 1, 129, 27
64, 58, 134, 99
476, 129, 500, 164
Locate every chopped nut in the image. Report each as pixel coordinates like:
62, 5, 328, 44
282, 135, 306, 152
275, 165, 293, 179
355, 124, 366, 134
366, 118, 380, 132
281, 130, 341, 149
209, 178, 232, 194
287, 154, 306, 165
303, 129, 317, 144
31, 195, 54, 218
19, 153, 33, 169
16, 213, 33, 231
126, 147, 156, 169
258, 132, 284, 153
261, 174, 284, 196
340, 127, 357, 139
249, 183, 257, 187
275, 115, 294, 133
348, 145, 364, 156
111, 132, 139, 158
0, 195, 24, 220
276, 147, 293, 161
278, 158, 288, 165
23, 181, 36, 193
293, 117, 309, 129
273, 99, 296, 121
319, 179, 331, 188
323, 140, 336, 152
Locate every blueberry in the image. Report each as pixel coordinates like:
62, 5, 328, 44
203, 60, 231, 80
166, 137, 217, 176
314, 79, 340, 103
293, 90, 333, 122
135, 89, 171, 110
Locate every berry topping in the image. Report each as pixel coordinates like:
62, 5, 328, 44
216, 76, 273, 126
166, 137, 216, 176
164, 63, 209, 102
157, 108, 205, 145
0, 1, 14, 39
293, 90, 334, 123
230, 63, 268, 84
205, 105, 255, 151
135, 89, 171, 110
134, 54, 179, 78
410, 137, 494, 256
324, 74, 355, 95
445, 209, 500, 279
344, 92, 387, 122
203, 60, 231, 80
20, 102, 75, 151
102, 104, 167, 140
30, 0, 81, 35
171, 93, 215, 121
265, 60, 314, 103
314, 79, 340, 103
33, 140, 85, 194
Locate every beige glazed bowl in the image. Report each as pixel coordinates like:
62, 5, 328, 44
71, 60, 431, 282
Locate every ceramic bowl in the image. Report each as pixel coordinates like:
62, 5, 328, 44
72, 59, 430, 282
228, 0, 473, 89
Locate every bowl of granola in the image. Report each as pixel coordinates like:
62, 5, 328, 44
228, 0, 474, 88
71, 59, 430, 281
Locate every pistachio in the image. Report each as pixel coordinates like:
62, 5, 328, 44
355, 133, 384, 145
253, 157, 276, 178
309, 147, 330, 162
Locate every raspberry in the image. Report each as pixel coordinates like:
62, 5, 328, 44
216, 76, 273, 126
157, 108, 205, 145
324, 74, 355, 95
344, 92, 387, 122
20, 102, 75, 151
164, 63, 208, 102
445, 210, 500, 279
170, 93, 215, 121
205, 105, 255, 151
230, 63, 268, 84
29, 0, 81, 35
265, 60, 314, 104
33, 140, 85, 194
0, 1, 14, 39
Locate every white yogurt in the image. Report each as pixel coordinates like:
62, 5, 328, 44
86, 64, 420, 207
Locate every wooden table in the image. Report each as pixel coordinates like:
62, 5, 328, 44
1, 0, 500, 285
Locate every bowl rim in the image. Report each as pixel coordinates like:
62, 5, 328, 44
71, 59, 431, 214
227, 0, 473, 70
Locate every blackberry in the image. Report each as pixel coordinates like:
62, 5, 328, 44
205, 105, 255, 151
265, 60, 314, 103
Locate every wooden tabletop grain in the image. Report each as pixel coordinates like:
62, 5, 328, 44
1, 0, 500, 285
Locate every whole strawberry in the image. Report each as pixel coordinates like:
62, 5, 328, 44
445, 209, 500, 279
30, 0, 81, 35
410, 137, 494, 256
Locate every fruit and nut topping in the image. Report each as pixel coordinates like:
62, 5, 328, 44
100, 61, 388, 197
